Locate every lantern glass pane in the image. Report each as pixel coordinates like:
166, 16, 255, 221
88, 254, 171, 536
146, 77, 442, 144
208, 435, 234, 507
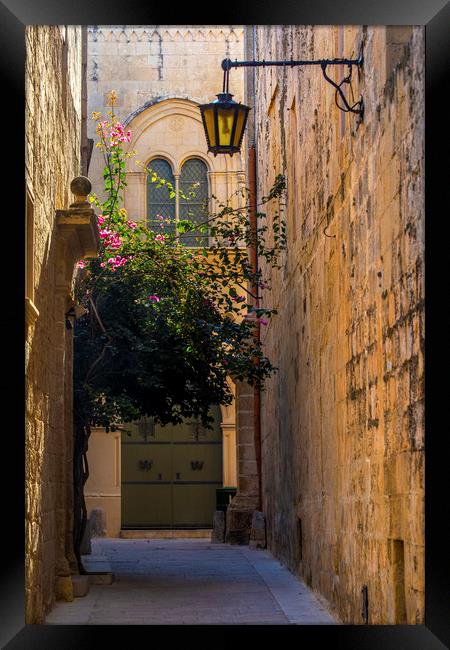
232, 108, 247, 147
203, 107, 216, 147
217, 108, 235, 146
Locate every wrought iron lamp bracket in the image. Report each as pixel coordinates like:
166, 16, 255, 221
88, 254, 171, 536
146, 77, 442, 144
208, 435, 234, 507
221, 49, 364, 120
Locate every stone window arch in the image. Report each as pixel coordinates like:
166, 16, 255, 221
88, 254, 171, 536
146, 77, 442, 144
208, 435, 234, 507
123, 98, 245, 247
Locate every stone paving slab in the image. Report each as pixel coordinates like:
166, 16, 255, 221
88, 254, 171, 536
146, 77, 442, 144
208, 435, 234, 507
45, 538, 337, 625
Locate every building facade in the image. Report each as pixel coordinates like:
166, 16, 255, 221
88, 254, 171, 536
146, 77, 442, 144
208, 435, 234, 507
248, 25, 424, 624
84, 26, 246, 535
25, 26, 99, 623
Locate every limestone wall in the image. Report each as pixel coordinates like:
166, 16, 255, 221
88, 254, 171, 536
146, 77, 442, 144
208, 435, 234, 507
251, 25, 424, 624
25, 26, 84, 623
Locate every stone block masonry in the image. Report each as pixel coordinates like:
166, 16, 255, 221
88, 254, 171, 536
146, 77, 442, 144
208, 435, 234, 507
25, 27, 99, 623
226, 382, 260, 544
250, 25, 424, 624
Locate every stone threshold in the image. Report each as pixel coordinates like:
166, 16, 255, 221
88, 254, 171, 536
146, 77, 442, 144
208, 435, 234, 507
81, 553, 114, 585
120, 529, 213, 539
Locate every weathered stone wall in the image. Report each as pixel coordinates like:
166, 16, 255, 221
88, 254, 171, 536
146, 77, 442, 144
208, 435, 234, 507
251, 25, 424, 624
25, 26, 84, 623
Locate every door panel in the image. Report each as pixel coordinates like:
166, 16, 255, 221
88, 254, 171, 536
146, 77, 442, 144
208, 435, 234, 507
121, 484, 172, 528
172, 444, 222, 482
121, 443, 172, 483
121, 418, 158, 442
172, 484, 219, 528
121, 410, 223, 529
153, 421, 182, 443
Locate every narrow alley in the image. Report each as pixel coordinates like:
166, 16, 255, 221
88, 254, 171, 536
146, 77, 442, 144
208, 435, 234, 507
22, 23, 427, 634
45, 538, 336, 625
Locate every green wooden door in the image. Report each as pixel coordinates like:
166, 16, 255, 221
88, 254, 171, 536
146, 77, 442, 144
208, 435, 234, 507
121, 407, 223, 528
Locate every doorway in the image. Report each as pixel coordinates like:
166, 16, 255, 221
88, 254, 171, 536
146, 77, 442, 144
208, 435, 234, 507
121, 406, 223, 528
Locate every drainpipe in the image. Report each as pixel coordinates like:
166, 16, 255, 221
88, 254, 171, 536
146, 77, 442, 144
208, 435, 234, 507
247, 25, 262, 514
248, 145, 262, 512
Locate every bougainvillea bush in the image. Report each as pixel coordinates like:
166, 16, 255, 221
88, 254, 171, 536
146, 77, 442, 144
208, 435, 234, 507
72, 97, 286, 569
75, 102, 286, 431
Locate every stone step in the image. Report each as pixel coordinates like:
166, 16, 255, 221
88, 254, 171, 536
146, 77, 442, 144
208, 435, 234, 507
81, 553, 114, 584
119, 529, 212, 539
88, 572, 114, 585
71, 575, 89, 598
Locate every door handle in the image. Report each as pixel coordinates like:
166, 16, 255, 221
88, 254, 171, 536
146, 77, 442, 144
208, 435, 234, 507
138, 459, 153, 471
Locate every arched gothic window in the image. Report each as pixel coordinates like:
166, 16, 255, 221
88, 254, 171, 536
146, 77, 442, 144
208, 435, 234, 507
179, 158, 209, 246
147, 157, 209, 246
147, 158, 176, 236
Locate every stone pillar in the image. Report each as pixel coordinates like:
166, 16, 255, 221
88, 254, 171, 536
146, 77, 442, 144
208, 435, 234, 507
123, 171, 147, 223
174, 174, 180, 223
64, 323, 78, 573
208, 171, 229, 213
225, 381, 260, 544
53, 286, 74, 601
53, 176, 99, 598
220, 379, 237, 487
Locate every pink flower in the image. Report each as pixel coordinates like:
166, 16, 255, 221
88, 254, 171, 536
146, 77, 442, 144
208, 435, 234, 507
154, 234, 166, 243
97, 215, 105, 225
148, 295, 160, 302
127, 220, 137, 229
98, 120, 109, 135
259, 318, 269, 326
109, 122, 132, 146
99, 228, 122, 251
106, 255, 128, 269
77, 260, 87, 269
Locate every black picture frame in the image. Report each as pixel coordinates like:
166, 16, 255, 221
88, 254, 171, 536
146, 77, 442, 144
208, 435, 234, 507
2, 1, 449, 647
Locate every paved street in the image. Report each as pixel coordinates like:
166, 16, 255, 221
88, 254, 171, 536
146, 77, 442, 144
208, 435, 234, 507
45, 538, 337, 625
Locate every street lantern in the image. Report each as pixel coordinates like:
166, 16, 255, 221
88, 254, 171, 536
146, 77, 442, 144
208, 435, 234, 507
200, 53, 364, 156
200, 92, 250, 156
